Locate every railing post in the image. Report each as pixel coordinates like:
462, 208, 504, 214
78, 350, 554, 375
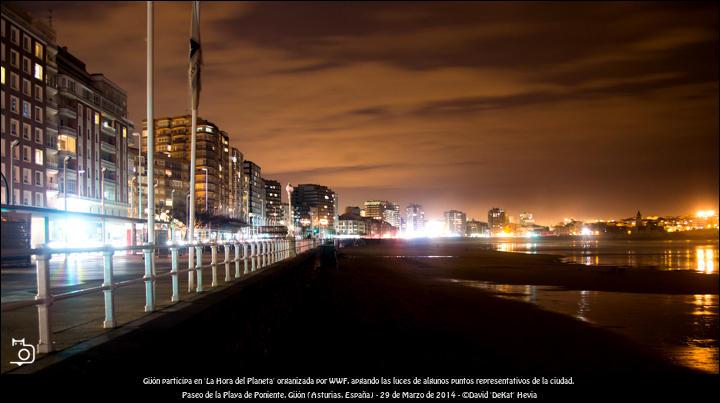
250, 241, 257, 272
210, 243, 218, 287
143, 242, 155, 312
243, 241, 249, 274
170, 246, 179, 302
188, 244, 195, 292
195, 245, 204, 292
224, 243, 231, 282
35, 251, 53, 354
261, 241, 266, 267
234, 242, 241, 278
102, 248, 116, 328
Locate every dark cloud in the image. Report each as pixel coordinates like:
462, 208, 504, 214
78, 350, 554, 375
12, 1, 718, 223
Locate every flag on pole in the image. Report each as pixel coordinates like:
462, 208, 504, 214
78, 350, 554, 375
189, 1, 202, 110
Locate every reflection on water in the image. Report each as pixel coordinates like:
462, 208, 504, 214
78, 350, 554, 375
486, 239, 719, 273
450, 279, 719, 374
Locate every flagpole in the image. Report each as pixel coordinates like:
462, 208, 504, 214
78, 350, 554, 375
144, 0, 156, 312
188, 0, 201, 291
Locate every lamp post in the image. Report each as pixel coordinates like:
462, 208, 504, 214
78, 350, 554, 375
132, 132, 142, 219
170, 188, 176, 241
285, 183, 293, 237
101, 167, 106, 244
63, 155, 72, 212
9, 140, 19, 205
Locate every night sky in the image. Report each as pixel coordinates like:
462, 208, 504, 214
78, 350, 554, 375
17, 1, 719, 224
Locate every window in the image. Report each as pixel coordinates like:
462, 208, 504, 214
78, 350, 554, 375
23, 34, 31, 52
35, 149, 43, 165
34, 63, 43, 81
23, 145, 31, 162
34, 128, 43, 144
10, 72, 19, 90
23, 167, 31, 184
34, 42, 43, 59
34, 171, 43, 186
23, 190, 31, 206
23, 56, 31, 74
23, 78, 31, 96
34, 192, 43, 207
11, 27, 19, 45
34, 106, 42, 123
10, 49, 18, 67
1, 66, 4, 84
94, 113, 100, 125
14, 189, 20, 205
23, 101, 31, 118
10, 119, 19, 137
13, 166, 20, 183
10, 96, 19, 114
22, 123, 31, 140
0, 43, 3, 62
34, 84, 43, 101
57, 134, 76, 153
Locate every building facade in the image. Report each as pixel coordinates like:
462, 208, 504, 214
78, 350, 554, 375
444, 209, 467, 236
466, 220, 489, 237
243, 160, 264, 227
488, 207, 507, 235
405, 203, 425, 234
263, 178, 282, 226
1, 5, 55, 208
292, 183, 337, 237
54, 47, 132, 216
144, 115, 244, 221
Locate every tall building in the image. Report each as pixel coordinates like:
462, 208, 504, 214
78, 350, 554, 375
363, 200, 400, 228
1, 5, 56, 207
363, 200, 386, 220
383, 202, 400, 228
405, 203, 425, 233
292, 183, 337, 237
143, 115, 244, 220
444, 209, 467, 236
345, 206, 361, 216
263, 178, 282, 226
53, 47, 132, 216
243, 160, 264, 226
466, 220, 489, 237
488, 207, 506, 235
519, 211, 534, 226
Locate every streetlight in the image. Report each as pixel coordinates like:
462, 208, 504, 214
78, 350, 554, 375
9, 140, 19, 205
101, 167, 106, 244
170, 188, 176, 241
132, 132, 142, 219
285, 183, 294, 237
63, 155, 72, 212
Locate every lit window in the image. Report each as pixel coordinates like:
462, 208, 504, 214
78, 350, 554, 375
0, 66, 4, 84
35, 149, 43, 165
33, 63, 43, 80
94, 113, 100, 125
34, 42, 43, 59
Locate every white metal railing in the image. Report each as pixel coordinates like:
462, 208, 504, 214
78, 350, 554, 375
1, 238, 320, 354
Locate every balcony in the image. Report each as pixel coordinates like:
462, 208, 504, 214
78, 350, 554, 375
101, 123, 117, 135
59, 125, 77, 137
45, 98, 58, 112
58, 105, 77, 119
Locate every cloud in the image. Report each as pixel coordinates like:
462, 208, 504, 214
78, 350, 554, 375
13, 1, 718, 223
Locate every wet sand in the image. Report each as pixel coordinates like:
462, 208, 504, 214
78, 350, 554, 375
346, 238, 718, 295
